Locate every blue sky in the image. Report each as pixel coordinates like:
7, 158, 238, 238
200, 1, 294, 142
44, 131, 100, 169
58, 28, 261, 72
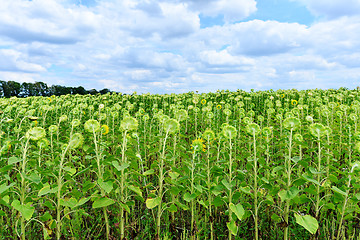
0, 0, 359, 93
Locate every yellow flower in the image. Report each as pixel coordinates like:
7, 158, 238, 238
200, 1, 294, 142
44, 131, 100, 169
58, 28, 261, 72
34, 120, 38, 126
101, 124, 109, 135
216, 104, 222, 110
291, 100, 298, 105
191, 138, 205, 152
47, 97, 52, 102
201, 99, 206, 105
281, 94, 285, 98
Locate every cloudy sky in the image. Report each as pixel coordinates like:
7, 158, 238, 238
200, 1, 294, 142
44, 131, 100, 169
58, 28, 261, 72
0, 0, 360, 93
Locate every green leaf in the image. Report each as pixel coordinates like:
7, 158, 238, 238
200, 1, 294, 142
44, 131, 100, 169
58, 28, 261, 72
92, 197, 115, 209
146, 197, 161, 209
221, 179, 232, 191
294, 213, 319, 234
309, 167, 324, 175
183, 192, 197, 202
226, 220, 237, 236
119, 202, 130, 213
167, 204, 177, 213
239, 186, 253, 197
76, 197, 90, 207
302, 174, 320, 186
112, 162, 130, 172
0, 183, 15, 194
27, 173, 41, 184
229, 203, 245, 221
143, 169, 155, 176
331, 186, 348, 196
63, 166, 76, 176
175, 200, 189, 210
97, 179, 113, 194
168, 171, 180, 180
8, 157, 21, 165
278, 187, 300, 202
11, 200, 34, 221
38, 183, 52, 197
291, 156, 301, 163
60, 198, 77, 208
128, 185, 142, 198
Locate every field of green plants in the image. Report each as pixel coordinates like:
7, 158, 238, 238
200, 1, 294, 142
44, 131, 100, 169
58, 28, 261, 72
1, 88, 360, 240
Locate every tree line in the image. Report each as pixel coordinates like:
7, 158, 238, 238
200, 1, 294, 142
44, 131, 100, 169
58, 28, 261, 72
0, 80, 111, 98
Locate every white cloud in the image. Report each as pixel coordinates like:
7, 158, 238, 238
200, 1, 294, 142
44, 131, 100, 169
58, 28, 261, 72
0, 0, 99, 44
0, 49, 46, 72
294, 0, 360, 19
199, 49, 254, 66
178, 0, 257, 23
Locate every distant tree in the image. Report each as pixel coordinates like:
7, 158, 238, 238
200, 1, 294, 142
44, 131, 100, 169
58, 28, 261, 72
34, 82, 49, 96
72, 86, 88, 95
20, 82, 35, 97
49, 85, 71, 96
88, 89, 98, 95
1, 81, 21, 97
99, 88, 110, 95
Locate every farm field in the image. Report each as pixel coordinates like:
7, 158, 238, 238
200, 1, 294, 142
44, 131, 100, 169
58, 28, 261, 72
1, 88, 360, 240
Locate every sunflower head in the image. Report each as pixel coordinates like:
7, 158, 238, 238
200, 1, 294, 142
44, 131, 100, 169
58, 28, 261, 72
216, 104, 222, 110
283, 117, 300, 130
291, 100, 298, 106
246, 123, 261, 136
69, 133, 84, 150
84, 119, 100, 133
101, 125, 109, 135
120, 117, 138, 132
163, 118, 179, 134
26, 127, 46, 141
203, 129, 215, 141
222, 125, 237, 140
309, 123, 325, 139
191, 138, 206, 152
201, 99, 206, 105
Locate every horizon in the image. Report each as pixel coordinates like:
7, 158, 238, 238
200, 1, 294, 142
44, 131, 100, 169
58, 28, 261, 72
0, 0, 359, 94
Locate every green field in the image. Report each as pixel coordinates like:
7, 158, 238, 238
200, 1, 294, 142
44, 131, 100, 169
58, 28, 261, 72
1, 88, 360, 239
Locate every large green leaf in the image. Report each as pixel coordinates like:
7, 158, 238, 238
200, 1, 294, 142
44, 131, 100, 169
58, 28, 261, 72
0, 183, 15, 194
97, 179, 113, 194
146, 197, 161, 209
92, 197, 115, 209
111, 161, 130, 172
38, 183, 52, 197
229, 203, 245, 221
183, 192, 197, 202
226, 220, 237, 236
278, 187, 300, 202
8, 157, 21, 165
294, 213, 318, 234
11, 200, 34, 220
128, 185, 142, 198
60, 197, 77, 208
331, 186, 347, 196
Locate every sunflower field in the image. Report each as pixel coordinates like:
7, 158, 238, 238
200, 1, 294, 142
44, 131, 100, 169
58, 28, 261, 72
1, 88, 360, 240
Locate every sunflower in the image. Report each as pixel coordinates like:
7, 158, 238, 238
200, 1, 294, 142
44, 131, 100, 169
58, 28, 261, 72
216, 104, 222, 110
281, 94, 285, 98
201, 99, 206, 105
191, 138, 206, 152
291, 100, 298, 106
101, 125, 110, 135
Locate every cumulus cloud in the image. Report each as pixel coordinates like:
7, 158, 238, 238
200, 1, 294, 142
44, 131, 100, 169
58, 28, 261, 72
0, 0, 99, 44
172, 0, 257, 23
294, 0, 360, 19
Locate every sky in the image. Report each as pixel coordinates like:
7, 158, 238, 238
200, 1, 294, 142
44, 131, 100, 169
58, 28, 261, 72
0, 0, 360, 94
